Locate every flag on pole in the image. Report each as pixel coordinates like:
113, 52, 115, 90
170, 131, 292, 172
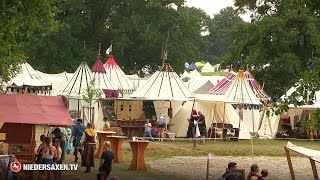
106, 44, 112, 55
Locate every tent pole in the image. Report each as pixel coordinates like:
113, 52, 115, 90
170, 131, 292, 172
214, 103, 217, 142
209, 103, 214, 140
267, 116, 273, 137
222, 103, 226, 139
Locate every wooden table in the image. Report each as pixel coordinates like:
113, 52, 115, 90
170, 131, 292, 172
107, 136, 127, 163
128, 140, 149, 171
95, 130, 116, 158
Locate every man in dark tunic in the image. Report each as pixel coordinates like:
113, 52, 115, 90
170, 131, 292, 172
197, 111, 206, 144
72, 118, 85, 162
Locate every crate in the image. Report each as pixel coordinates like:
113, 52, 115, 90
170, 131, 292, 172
0, 142, 9, 155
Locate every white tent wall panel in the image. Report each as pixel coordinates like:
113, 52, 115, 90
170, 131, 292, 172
170, 101, 251, 139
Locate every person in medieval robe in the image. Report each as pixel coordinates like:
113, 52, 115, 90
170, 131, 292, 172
186, 109, 198, 138
81, 123, 96, 173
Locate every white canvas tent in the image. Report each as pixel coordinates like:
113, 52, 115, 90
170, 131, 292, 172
60, 61, 105, 129
6, 62, 52, 95
201, 62, 215, 72
208, 69, 271, 133
185, 79, 215, 94
131, 61, 194, 101
104, 55, 133, 96
171, 99, 251, 139
258, 82, 320, 139
189, 69, 202, 78
131, 61, 195, 125
36, 70, 73, 96
91, 55, 115, 91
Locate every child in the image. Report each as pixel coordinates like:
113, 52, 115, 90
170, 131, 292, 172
261, 169, 268, 180
99, 141, 114, 177
66, 128, 73, 154
143, 119, 154, 141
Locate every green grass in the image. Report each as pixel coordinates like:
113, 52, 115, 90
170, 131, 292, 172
35, 126, 320, 179
200, 72, 228, 76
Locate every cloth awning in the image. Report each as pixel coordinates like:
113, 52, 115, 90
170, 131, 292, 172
0, 94, 73, 126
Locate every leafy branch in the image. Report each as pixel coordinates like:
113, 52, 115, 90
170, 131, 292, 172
82, 79, 102, 107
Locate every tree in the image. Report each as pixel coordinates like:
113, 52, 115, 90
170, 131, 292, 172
222, 3, 320, 97
82, 79, 102, 124
207, 7, 244, 64
0, 0, 53, 86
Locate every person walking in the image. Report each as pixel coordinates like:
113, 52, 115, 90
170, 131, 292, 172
81, 123, 96, 173
72, 118, 86, 162
99, 141, 114, 177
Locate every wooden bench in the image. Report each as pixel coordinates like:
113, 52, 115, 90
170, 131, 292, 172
208, 123, 239, 141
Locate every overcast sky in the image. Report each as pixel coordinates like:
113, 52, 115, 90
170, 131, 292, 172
185, 0, 251, 22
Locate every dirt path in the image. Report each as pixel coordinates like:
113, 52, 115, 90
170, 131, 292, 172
151, 156, 320, 180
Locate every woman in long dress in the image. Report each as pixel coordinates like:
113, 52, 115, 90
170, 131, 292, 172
186, 109, 198, 138
81, 123, 96, 173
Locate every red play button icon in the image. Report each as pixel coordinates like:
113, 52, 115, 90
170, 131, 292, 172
10, 161, 22, 172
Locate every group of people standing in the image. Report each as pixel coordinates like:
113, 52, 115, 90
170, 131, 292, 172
221, 162, 268, 180
143, 114, 167, 141
187, 109, 207, 144
36, 118, 115, 179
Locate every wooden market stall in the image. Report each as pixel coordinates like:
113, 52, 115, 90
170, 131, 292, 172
0, 94, 73, 179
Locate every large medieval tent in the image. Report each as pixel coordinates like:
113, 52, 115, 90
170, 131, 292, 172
6, 62, 52, 95
172, 94, 252, 139
60, 62, 106, 129
36, 70, 73, 96
208, 69, 272, 134
131, 61, 195, 125
258, 81, 320, 139
91, 53, 117, 97
104, 55, 133, 97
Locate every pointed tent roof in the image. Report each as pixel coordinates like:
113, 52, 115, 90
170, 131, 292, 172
61, 62, 105, 98
189, 69, 202, 77
131, 61, 194, 100
244, 69, 269, 100
8, 62, 51, 87
104, 55, 133, 90
91, 55, 115, 90
208, 70, 265, 104
185, 79, 215, 94
201, 62, 215, 72
180, 70, 190, 79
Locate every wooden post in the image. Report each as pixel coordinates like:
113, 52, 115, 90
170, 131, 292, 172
284, 147, 295, 180
192, 126, 196, 147
222, 103, 226, 139
267, 116, 273, 137
310, 158, 318, 180
206, 153, 211, 180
